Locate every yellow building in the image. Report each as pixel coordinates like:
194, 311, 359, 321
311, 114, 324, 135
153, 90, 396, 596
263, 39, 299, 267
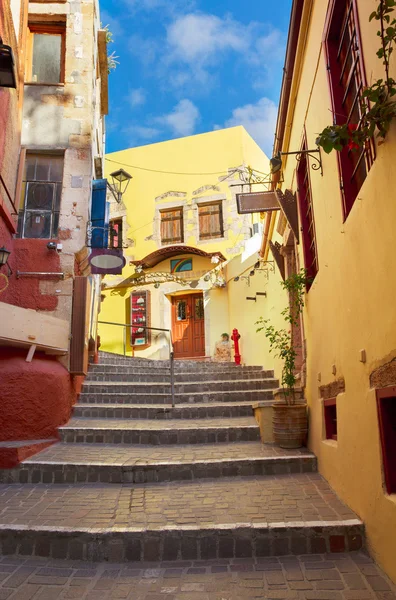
99, 126, 274, 363
256, 0, 396, 583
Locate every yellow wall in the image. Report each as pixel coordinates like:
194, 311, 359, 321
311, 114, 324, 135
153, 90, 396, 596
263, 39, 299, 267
100, 126, 272, 361
263, 0, 396, 582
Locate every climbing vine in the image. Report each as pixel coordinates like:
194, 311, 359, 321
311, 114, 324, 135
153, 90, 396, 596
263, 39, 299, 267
316, 0, 396, 154
256, 270, 310, 403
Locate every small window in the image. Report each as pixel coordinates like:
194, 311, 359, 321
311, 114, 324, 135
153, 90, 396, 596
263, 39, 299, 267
27, 25, 65, 84
324, 398, 338, 441
109, 218, 123, 249
130, 290, 151, 348
198, 202, 223, 240
296, 140, 318, 286
324, 0, 374, 219
376, 387, 396, 495
17, 153, 64, 239
177, 300, 187, 321
160, 208, 183, 245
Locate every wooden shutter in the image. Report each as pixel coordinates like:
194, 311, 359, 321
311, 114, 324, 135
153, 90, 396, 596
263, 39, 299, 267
198, 202, 223, 239
70, 277, 92, 375
160, 208, 183, 244
91, 179, 109, 248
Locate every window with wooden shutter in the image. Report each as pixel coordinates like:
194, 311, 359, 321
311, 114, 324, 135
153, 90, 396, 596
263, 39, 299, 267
324, 0, 375, 219
198, 202, 223, 240
109, 218, 123, 249
296, 139, 318, 287
160, 208, 183, 245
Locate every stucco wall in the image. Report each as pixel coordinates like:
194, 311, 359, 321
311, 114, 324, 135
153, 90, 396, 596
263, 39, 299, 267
270, 0, 396, 582
100, 127, 270, 360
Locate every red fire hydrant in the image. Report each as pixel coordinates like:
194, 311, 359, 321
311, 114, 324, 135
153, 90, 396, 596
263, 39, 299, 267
231, 328, 241, 365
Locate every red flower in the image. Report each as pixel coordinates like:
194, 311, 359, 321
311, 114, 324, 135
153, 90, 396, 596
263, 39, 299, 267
348, 123, 358, 133
347, 140, 360, 150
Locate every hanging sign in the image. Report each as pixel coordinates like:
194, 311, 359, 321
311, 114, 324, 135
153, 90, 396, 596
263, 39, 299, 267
89, 249, 126, 275
236, 191, 281, 214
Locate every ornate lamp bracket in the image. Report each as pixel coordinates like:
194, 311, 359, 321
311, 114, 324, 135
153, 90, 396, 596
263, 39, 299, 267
281, 147, 323, 176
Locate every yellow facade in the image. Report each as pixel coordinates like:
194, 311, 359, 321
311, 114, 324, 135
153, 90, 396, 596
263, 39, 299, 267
258, 0, 396, 582
100, 126, 272, 361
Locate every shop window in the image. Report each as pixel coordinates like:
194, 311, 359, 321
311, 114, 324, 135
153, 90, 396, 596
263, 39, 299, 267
17, 152, 64, 239
130, 290, 151, 348
324, 0, 374, 219
109, 218, 123, 249
324, 398, 338, 441
198, 202, 224, 240
296, 140, 318, 286
376, 387, 396, 495
160, 207, 183, 245
27, 24, 66, 84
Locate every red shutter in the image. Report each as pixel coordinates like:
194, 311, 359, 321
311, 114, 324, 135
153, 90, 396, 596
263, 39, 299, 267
324, 0, 374, 219
296, 140, 318, 287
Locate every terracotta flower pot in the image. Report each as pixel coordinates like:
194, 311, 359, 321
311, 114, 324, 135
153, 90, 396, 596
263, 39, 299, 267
272, 402, 308, 449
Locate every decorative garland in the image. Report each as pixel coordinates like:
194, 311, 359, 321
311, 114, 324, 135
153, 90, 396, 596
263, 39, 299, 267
316, 0, 396, 153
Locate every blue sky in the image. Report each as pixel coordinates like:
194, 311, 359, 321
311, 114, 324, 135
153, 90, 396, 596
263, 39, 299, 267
100, 0, 292, 157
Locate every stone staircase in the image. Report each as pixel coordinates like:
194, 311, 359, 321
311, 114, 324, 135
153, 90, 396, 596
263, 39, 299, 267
0, 352, 365, 564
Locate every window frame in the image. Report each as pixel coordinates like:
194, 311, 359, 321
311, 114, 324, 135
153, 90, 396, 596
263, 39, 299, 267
376, 386, 396, 495
296, 137, 318, 288
17, 151, 64, 239
323, 0, 375, 221
198, 200, 224, 241
160, 207, 184, 245
109, 218, 123, 250
324, 398, 338, 441
26, 24, 66, 85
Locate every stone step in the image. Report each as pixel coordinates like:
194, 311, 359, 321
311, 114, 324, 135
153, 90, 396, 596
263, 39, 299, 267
73, 401, 260, 419
81, 379, 279, 395
0, 474, 364, 561
0, 442, 317, 484
85, 369, 274, 382
59, 417, 260, 445
78, 389, 274, 405
90, 363, 266, 374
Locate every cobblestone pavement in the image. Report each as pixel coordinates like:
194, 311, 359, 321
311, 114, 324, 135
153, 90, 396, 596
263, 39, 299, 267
0, 474, 357, 529
0, 552, 394, 599
62, 417, 258, 430
23, 442, 312, 465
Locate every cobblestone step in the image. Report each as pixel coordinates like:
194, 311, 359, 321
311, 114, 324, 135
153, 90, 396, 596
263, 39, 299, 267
0, 553, 393, 599
0, 474, 364, 562
78, 389, 274, 404
81, 379, 279, 395
0, 442, 317, 484
73, 401, 259, 419
59, 417, 260, 445
85, 369, 274, 382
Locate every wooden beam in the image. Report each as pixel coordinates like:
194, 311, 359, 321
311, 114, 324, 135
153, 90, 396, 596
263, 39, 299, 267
98, 30, 109, 116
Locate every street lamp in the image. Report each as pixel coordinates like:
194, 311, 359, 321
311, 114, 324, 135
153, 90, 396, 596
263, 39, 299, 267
108, 169, 132, 203
0, 38, 16, 88
0, 246, 12, 276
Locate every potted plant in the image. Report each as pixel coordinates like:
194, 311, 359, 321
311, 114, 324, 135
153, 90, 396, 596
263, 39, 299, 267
256, 269, 310, 449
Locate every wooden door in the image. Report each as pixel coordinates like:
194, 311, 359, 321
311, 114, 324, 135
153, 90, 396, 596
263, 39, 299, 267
172, 293, 205, 358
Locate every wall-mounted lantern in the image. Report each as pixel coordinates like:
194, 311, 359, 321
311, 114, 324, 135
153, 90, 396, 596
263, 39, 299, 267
0, 246, 12, 275
108, 169, 132, 203
0, 39, 16, 88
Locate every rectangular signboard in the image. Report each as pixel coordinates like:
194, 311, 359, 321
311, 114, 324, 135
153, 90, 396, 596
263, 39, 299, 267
236, 191, 281, 214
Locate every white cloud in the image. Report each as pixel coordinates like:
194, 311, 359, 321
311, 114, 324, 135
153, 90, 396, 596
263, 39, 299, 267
157, 99, 200, 137
127, 125, 161, 140
166, 13, 249, 66
222, 97, 278, 155
128, 88, 146, 108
